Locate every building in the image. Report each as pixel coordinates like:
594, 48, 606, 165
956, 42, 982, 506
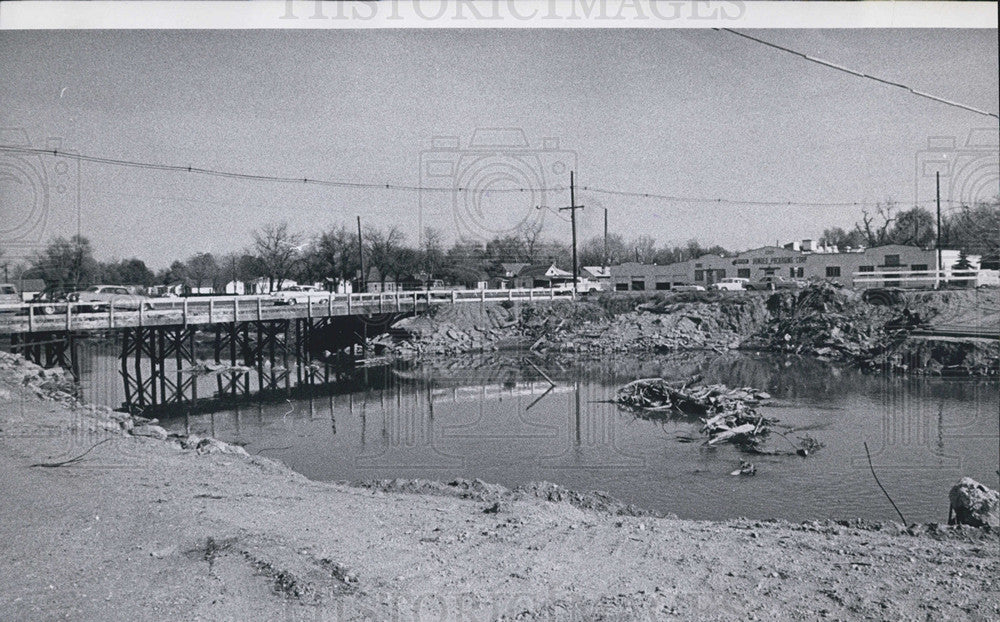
365, 267, 397, 293
513, 264, 574, 289
610, 244, 979, 291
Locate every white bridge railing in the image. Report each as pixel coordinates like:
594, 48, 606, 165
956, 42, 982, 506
851, 269, 993, 288
0, 288, 576, 334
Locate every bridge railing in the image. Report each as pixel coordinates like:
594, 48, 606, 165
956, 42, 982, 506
0, 288, 576, 334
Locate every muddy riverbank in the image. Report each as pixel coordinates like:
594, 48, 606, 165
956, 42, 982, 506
374, 286, 999, 376
2, 353, 999, 621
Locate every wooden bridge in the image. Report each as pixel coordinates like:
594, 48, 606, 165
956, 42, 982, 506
0, 288, 573, 413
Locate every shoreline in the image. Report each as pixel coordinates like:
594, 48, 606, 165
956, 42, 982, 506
2, 354, 998, 620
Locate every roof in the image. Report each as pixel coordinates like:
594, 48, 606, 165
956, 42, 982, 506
500, 262, 530, 276
581, 266, 610, 279
517, 263, 572, 279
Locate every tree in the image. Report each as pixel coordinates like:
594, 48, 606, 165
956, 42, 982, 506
579, 233, 627, 267
888, 207, 936, 247
363, 225, 406, 284
854, 201, 901, 247
184, 252, 219, 291
252, 221, 303, 291
819, 227, 865, 250
99, 258, 154, 286
631, 235, 657, 263
420, 227, 447, 279
25, 235, 98, 293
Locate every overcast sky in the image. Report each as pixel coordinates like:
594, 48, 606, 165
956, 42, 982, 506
1, 29, 997, 268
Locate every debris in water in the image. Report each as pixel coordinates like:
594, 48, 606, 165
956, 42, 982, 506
730, 460, 757, 476
614, 378, 821, 457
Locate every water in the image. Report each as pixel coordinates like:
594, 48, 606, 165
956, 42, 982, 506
76, 339, 999, 523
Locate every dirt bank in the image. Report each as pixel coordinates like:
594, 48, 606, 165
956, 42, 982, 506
376, 287, 999, 375
2, 355, 998, 621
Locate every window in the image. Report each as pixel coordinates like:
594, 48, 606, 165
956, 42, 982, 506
885, 255, 900, 267
825, 266, 841, 278
737, 268, 751, 279
858, 265, 874, 273
615, 283, 628, 291
694, 270, 704, 282
912, 264, 928, 272
630, 280, 645, 291
655, 282, 671, 290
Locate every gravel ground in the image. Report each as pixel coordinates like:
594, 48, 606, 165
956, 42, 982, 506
1, 367, 997, 621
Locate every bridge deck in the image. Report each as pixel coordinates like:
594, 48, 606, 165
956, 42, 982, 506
0, 288, 572, 334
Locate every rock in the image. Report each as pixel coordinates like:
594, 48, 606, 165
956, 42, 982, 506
131, 424, 169, 441
948, 478, 999, 528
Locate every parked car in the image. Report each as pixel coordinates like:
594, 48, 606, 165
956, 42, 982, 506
671, 283, 706, 292
28, 291, 67, 315
67, 285, 151, 312
271, 285, 331, 305
708, 277, 749, 291
747, 276, 803, 291
0, 284, 20, 313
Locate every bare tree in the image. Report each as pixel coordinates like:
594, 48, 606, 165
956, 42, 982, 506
252, 221, 303, 291
855, 201, 899, 247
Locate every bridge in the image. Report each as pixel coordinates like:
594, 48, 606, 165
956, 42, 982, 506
0, 288, 573, 413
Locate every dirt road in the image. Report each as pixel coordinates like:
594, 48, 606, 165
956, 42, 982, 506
2, 384, 997, 622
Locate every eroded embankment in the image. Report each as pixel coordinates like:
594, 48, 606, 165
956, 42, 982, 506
374, 286, 999, 375
2, 351, 999, 620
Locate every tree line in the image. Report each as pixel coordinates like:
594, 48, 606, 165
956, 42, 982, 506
2, 198, 996, 293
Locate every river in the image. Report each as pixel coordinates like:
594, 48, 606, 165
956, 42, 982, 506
75, 339, 998, 523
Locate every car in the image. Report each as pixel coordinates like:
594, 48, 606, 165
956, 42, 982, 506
67, 285, 150, 312
271, 285, 332, 305
0, 284, 20, 313
709, 277, 749, 291
27, 291, 66, 315
747, 276, 802, 291
671, 284, 706, 292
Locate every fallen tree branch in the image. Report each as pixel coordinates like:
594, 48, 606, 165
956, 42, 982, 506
28, 438, 114, 468
864, 441, 908, 524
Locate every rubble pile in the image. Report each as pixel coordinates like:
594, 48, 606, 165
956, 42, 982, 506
758, 284, 901, 362
0, 351, 78, 403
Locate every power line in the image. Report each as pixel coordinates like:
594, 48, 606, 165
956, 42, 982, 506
578, 186, 964, 207
718, 29, 1000, 121
0, 143, 975, 210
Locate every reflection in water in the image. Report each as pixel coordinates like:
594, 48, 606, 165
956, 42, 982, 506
75, 343, 999, 523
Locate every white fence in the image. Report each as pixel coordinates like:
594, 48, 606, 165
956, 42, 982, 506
851, 269, 997, 289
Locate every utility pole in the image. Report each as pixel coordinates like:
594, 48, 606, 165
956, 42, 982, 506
603, 207, 608, 272
356, 215, 365, 294
936, 172, 942, 289
558, 171, 584, 294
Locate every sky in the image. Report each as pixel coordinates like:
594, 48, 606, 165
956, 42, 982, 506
0, 28, 997, 269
